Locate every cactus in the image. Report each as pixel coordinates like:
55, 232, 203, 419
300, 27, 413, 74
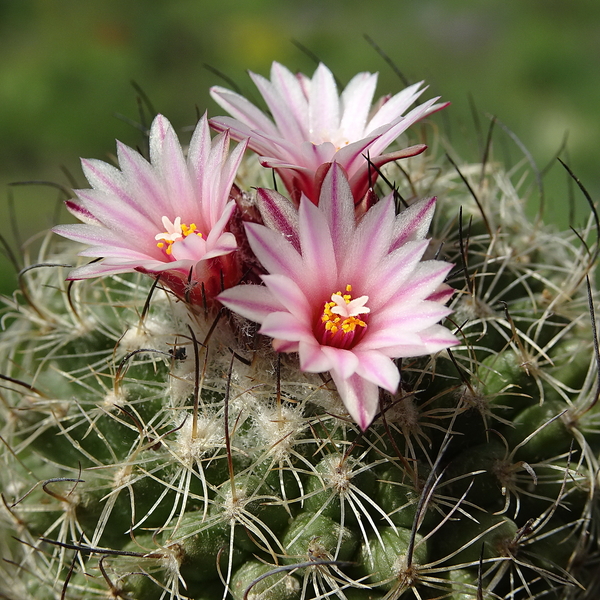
1, 62, 600, 600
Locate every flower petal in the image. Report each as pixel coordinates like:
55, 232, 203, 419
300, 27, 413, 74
245, 222, 305, 280
391, 196, 437, 251
298, 196, 337, 290
365, 81, 425, 132
218, 285, 284, 323
256, 188, 300, 252
210, 86, 279, 136
299, 339, 334, 373
260, 311, 314, 343
257, 62, 308, 142
321, 346, 359, 379
262, 274, 313, 322
339, 195, 395, 283
318, 163, 355, 257
329, 371, 380, 431
309, 63, 340, 144
339, 71, 378, 141
354, 351, 400, 393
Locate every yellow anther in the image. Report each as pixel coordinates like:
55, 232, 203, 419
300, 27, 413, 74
156, 216, 203, 254
320, 285, 369, 337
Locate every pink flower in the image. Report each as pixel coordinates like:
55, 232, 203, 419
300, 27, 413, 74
210, 61, 446, 205
218, 164, 458, 430
53, 114, 247, 304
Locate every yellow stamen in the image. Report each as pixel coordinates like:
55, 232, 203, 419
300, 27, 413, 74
320, 286, 369, 336
155, 216, 203, 255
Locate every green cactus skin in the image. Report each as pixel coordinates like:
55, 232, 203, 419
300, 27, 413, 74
1, 139, 600, 600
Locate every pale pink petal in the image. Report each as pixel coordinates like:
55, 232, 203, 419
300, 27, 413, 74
332, 133, 381, 178
256, 188, 300, 252
260, 312, 314, 343
209, 116, 276, 157
262, 274, 313, 322
391, 196, 437, 250
377, 325, 459, 358
116, 141, 169, 219
369, 301, 453, 335
329, 371, 379, 431
219, 135, 248, 206
299, 140, 337, 171
391, 261, 453, 305
339, 195, 395, 282
418, 325, 460, 353
53, 223, 134, 249
66, 262, 143, 280
339, 72, 378, 141
202, 232, 237, 260
72, 189, 158, 248
187, 113, 211, 178
148, 113, 171, 166
218, 285, 285, 323
169, 232, 208, 262
76, 242, 156, 259
201, 129, 231, 225
365, 81, 425, 132
63, 200, 100, 225
360, 305, 454, 352
157, 122, 197, 218
354, 351, 400, 393
318, 163, 355, 257
347, 144, 428, 201
272, 339, 300, 353
205, 201, 236, 249
309, 63, 340, 144
298, 340, 334, 373
245, 223, 305, 280
366, 98, 439, 159
364, 239, 430, 309
263, 62, 309, 142
320, 346, 359, 380
298, 196, 337, 288
427, 284, 455, 304
249, 72, 303, 143
80, 159, 130, 202
209, 86, 279, 136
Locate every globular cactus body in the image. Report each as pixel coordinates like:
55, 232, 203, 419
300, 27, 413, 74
1, 63, 600, 600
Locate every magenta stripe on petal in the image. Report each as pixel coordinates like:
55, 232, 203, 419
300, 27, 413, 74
318, 164, 355, 257
218, 285, 285, 323
391, 196, 437, 251
262, 274, 313, 322
261, 312, 313, 343
298, 340, 333, 373
245, 223, 305, 280
354, 351, 400, 393
320, 346, 359, 380
256, 188, 300, 252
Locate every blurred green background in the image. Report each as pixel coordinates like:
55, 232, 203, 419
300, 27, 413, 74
1, 0, 599, 295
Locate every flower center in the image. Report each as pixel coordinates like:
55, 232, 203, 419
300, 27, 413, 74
155, 216, 202, 256
318, 285, 370, 348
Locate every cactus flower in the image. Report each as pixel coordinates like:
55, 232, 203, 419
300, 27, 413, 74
218, 164, 458, 429
210, 61, 446, 205
53, 113, 247, 304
